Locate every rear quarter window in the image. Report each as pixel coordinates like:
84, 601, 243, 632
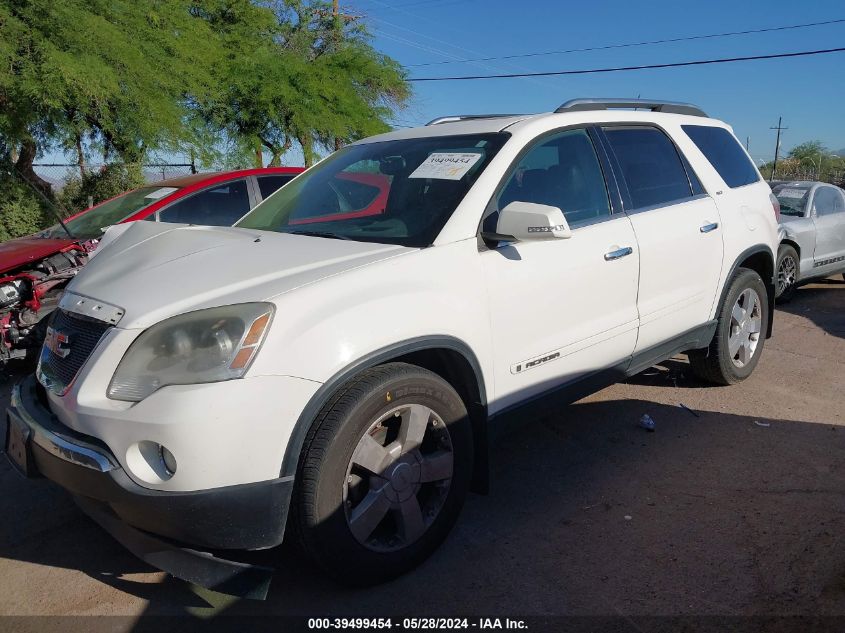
682, 125, 760, 188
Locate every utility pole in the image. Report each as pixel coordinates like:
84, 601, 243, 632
746, 136, 750, 152
770, 116, 788, 182
333, 0, 341, 39
328, 0, 360, 152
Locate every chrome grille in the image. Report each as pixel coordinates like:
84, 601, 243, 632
38, 309, 113, 394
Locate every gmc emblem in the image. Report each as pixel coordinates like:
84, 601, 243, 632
44, 326, 71, 359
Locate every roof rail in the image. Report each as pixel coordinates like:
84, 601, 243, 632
555, 98, 707, 118
426, 114, 524, 126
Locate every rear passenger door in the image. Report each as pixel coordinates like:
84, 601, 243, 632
600, 125, 724, 353
811, 186, 845, 270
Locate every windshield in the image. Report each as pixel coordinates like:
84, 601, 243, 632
772, 184, 811, 217
237, 133, 509, 247
45, 185, 178, 239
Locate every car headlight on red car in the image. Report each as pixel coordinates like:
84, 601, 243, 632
108, 303, 274, 402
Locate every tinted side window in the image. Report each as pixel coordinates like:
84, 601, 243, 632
813, 187, 845, 216
496, 128, 610, 226
159, 179, 251, 226
257, 174, 295, 199
683, 125, 760, 188
603, 127, 692, 209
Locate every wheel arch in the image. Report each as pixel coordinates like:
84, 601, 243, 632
281, 336, 490, 492
719, 244, 775, 338
780, 238, 801, 258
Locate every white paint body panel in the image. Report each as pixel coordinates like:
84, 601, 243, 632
42, 109, 778, 493
628, 196, 723, 352
481, 216, 639, 412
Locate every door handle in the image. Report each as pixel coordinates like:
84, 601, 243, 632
604, 246, 633, 261
700, 222, 719, 233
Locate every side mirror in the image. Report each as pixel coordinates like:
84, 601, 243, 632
485, 201, 572, 242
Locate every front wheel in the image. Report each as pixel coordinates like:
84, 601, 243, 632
775, 244, 799, 302
689, 268, 769, 385
292, 363, 473, 585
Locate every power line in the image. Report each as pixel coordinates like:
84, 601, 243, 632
408, 17, 845, 67
408, 46, 845, 82
365, 0, 470, 9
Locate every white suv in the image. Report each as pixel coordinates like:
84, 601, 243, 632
6, 99, 779, 592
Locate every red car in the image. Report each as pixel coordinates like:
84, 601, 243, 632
0, 167, 303, 364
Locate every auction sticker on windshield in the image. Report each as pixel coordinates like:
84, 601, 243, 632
777, 188, 808, 199
409, 152, 482, 180
144, 187, 179, 199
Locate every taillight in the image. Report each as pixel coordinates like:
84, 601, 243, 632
769, 193, 781, 222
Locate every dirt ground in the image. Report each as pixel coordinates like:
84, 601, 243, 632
0, 277, 843, 624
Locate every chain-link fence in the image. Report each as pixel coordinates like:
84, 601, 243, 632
33, 162, 198, 191
769, 168, 845, 187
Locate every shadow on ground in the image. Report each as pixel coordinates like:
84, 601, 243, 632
3, 385, 845, 619
777, 276, 845, 340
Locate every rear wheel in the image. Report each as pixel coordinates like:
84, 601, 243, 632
775, 244, 799, 303
293, 363, 472, 585
689, 268, 769, 385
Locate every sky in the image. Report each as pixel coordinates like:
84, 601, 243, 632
40, 0, 845, 169
354, 0, 845, 165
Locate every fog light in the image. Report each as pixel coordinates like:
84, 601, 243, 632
160, 445, 177, 475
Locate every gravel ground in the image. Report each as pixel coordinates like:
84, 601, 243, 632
0, 276, 843, 624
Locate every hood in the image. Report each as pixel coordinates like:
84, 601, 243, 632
68, 221, 412, 328
0, 236, 79, 274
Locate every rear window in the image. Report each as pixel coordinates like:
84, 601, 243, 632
772, 183, 811, 217
682, 125, 760, 188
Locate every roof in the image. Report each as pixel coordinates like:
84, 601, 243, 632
153, 167, 304, 188
359, 109, 725, 145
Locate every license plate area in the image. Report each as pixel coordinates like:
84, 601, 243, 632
4, 413, 37, 477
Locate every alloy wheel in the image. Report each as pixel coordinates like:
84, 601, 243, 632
777, 255, 797, 295
728, 288, 762, 368
343, 403, 454, 552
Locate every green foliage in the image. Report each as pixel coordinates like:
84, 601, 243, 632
758, 140, 845, 181
0, 0, 223, 164
0, 0, 410, 181
0, 172, 52, 241
58, 164, 146, 215
787, 141, 825, 162
196, 0, 410, 166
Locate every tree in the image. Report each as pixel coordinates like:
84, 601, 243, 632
196, 0, 410, 167
759, 140, 845, 182
788, 140, 826, 162
59, 163, 146, 215
0, 0, 224, 196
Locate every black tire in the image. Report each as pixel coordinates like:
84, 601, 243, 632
292, 362, 473, 585
688, 268, 769, 385
775, 244, 799, 303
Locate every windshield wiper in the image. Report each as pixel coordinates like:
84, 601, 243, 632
287, 230, 351, 241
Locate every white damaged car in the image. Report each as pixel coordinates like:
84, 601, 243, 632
6, 99, 779, 592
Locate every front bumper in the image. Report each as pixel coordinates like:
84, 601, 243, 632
5, 374, 293, 552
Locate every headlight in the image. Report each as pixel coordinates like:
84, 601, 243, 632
108, 303, 274, 402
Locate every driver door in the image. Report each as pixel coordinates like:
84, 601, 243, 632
481, 128, 640, 414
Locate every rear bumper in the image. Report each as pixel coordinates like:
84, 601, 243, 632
6, 374, 293, 551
